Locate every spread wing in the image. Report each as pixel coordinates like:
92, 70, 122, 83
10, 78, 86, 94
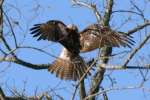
80, 24, 135, 52
30, 20, 68, 41
30, 20, 81, 54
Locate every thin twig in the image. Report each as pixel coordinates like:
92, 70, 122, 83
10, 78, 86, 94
71, 0, 102, 22
84, 85, 145, 100
71, 59, 97, 100
123, 32, 150, 67
3, 11, 18, 48
100, 63, 150, 70
127, 20, 150, 35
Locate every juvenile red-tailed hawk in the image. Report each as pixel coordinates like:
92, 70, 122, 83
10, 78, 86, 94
30, 20, 134, 81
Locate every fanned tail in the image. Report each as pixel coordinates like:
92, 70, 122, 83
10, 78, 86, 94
48, 57, 89, 81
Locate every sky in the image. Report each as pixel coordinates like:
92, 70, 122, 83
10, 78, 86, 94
1, 0, 150, 100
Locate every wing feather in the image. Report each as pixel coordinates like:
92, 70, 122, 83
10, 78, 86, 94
30, 20, 81, 54
80, 24, 135, 52
30, 20, 68, 42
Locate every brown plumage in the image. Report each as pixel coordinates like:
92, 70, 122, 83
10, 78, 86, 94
30, 20, 81, 55
79, 24, 135, 52
48, 48, 88, 81
30, 20, 134, 53
30, 20, 135, 81
30, 20, 88, 81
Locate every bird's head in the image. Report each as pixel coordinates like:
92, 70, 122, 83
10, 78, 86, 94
67, 24, 78, 33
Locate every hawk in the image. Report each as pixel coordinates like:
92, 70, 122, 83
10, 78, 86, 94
30, 20, 134, 80
30, 20, 88, 81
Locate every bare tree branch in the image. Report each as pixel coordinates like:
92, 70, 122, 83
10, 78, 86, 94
71, 0, 102, 22
112, 10, 143, 17
0, 87, 6, 100
100, 63, 150, 70
79, 80, 86, 100
0, 56, 49, 70
123, 32, 150, 67
71, 59, 97, 100
84, 85, 146, 100
88, 0, 114, 100
3, 11, 18, 48
0, 27, 16, 57
0, 86, 52, 100
102, 0, 114, 26
127, 20, 150, 35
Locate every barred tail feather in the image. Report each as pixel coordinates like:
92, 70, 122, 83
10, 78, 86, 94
48, 58, 89, 81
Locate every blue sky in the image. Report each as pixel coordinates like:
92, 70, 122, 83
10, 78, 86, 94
1, 0, 150, 100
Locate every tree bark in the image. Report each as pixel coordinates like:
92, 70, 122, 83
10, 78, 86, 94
88, 0, 114, 100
